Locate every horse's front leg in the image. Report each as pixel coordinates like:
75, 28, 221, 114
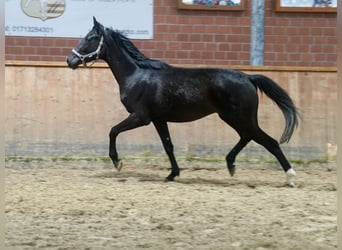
153, 120, 180, 181
109, 113, 150, 170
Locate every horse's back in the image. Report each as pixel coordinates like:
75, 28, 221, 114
166, 66, 258, 105
145, 66, 258, 122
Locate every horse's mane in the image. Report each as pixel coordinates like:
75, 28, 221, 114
105, 28, 170, 70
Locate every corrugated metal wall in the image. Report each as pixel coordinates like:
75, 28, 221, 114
5, 65, 336, 162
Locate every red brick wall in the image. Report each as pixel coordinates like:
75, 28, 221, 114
5, 0, 336, 66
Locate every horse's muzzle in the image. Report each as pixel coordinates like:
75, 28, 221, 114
66, 54, 80, 69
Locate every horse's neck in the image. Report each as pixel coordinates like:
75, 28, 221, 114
104, 42, 137, 88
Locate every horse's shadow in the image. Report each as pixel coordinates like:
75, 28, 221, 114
91, 170, 290, 188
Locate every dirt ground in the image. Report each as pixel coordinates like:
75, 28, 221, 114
5, 158, 337, 250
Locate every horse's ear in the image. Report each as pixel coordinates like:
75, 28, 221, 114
93, 16, 100, 29
93, 16, 98, 26
93, 17, 104, 34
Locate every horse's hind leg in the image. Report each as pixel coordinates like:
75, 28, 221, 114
226, 137, 250, 176
252, 128, 296, 186
219, 113, 251, 176
153, 120, 180, 181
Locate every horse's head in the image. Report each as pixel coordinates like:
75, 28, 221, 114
67, 17, 105, 69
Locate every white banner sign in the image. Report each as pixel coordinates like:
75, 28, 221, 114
5, 0, 153, 39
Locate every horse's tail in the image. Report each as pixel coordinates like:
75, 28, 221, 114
249, 74, 299, 144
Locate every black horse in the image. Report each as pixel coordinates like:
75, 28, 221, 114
67, 17, 299, 186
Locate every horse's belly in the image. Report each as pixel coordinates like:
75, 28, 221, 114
163, 106, 214, 122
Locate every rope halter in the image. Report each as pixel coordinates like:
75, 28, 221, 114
71, 36, 104, 68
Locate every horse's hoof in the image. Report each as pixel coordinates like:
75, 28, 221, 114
165, 172, 179, 182
165, 176, 175, 182
286, 182, 295, 188
228, 166, 235, 177
285, 168, 296, 187
113, 160, 123, 172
